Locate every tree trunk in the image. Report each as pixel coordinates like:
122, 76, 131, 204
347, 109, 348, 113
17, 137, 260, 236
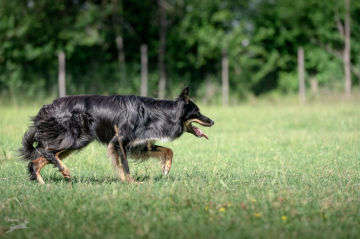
344, 0, 351, 98
298, 47, 305, 105
140, 44, 148, 96
58, 51, 66, 98
222, 48, 229, 106
112, 0, 126, 80
158, 0, 167, 99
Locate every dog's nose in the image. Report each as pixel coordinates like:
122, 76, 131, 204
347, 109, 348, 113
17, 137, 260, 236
210, 120, 214, 126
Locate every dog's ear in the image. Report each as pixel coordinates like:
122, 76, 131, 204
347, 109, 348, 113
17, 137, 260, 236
178, 86, 190, 104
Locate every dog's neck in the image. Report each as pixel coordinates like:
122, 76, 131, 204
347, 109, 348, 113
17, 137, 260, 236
139, 98, 185, 140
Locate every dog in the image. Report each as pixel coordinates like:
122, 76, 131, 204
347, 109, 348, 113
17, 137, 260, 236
19, 87, 214, 184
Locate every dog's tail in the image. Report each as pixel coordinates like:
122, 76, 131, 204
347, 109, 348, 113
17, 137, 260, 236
18, 128, 41, 162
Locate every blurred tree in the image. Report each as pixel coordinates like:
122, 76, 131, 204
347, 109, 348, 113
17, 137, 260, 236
0, 0, 91, 101
245, 0, 360, 95
167, 0, 251, 102
307, 0, 360, 94
112, 0, 126, 81
157, 0, 168, 99
1, 0, 360, 104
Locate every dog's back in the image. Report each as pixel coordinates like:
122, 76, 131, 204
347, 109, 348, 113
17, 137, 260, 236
19, 95, 143, 162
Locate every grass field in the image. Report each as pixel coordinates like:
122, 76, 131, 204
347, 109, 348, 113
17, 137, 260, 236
0, 103, 359, 238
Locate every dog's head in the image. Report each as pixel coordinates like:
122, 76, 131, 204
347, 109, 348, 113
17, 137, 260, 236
177, 87, 214, 140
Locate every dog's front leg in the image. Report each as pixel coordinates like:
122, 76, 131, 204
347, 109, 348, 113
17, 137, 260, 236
107, 142, 127, 182
135, 146, 173, 176
156, 146, 173, 176
28, 156, 49, 184
109, 138, 135, 183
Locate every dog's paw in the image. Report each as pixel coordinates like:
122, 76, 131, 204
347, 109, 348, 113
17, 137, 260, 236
37, 176, 45, 185
127, 176, 142, 184
162, 165, 171, 176
60, 167, 71, 179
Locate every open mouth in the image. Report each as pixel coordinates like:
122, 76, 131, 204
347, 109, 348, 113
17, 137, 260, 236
190, 122, 209, 140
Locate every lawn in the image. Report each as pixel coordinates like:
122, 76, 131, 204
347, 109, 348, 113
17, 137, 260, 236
0, 103, 359, 238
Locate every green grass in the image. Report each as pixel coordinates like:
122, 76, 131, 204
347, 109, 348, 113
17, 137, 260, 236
0, 103, 359, 238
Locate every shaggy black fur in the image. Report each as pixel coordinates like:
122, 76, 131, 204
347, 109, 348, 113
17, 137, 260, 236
19, 87, 214, 178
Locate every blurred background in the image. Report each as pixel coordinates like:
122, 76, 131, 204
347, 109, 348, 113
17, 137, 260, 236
0, 0, 359, 105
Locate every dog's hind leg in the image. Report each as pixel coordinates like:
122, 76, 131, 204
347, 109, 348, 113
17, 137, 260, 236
29, 150, 74, 184
44, 151, 71, 179
55, 150, 72, 179
28, 156, 50, 184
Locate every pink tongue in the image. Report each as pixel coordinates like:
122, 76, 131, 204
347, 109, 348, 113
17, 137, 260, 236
192, 126, 209, 140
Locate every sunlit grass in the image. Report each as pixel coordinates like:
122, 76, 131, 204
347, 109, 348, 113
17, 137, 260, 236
0, 104, 359, 238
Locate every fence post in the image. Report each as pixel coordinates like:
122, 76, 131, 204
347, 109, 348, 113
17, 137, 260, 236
58, 51, 66, 98
140, 44, 148, 96
222, 48, 229, 106
298, 47, 305, 105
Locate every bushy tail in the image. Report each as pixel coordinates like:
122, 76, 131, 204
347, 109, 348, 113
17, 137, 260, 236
18, 128, 41, 161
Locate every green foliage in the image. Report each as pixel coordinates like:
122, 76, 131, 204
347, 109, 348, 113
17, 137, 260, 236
0, 0, 360, 102
278, 71, 299, 92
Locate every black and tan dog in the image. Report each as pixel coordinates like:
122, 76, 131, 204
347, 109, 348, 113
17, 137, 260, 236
19, 87, 214, 184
